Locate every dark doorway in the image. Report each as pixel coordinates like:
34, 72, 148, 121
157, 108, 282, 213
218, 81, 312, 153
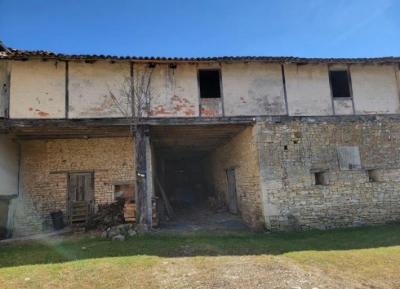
161, 156, 210, 208
151, 125, 251, 232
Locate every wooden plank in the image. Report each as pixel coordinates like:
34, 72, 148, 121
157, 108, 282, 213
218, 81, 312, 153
156, 179, 174, 218
226, 168, 239, 214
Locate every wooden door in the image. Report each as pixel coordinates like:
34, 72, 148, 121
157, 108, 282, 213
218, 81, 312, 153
226, 168, 238, 214
68, 172, 94, 223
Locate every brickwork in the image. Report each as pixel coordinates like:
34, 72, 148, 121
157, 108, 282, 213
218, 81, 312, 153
209, 126, 265, 230
256, 117, 400, 231
13, 137, 135, 236
13, 115, 400, 235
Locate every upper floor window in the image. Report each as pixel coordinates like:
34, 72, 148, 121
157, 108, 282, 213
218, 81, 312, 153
198, 70, 221, 98
329, 69, 352, 98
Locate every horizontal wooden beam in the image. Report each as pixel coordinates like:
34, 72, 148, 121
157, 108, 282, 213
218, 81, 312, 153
3, 116, 256, 128
0, 117, 255, 138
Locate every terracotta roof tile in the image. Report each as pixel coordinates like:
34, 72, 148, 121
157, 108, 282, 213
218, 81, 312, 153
1, 47, 400, 64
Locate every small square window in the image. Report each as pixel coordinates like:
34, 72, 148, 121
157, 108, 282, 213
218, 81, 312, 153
329, 70, 351, 98
367, 169, 379, 182
114, 184, 135, 201
199, 70, 221, 99
314, 171, 329, 186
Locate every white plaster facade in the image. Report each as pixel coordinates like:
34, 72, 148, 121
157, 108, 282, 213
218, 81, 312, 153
3, 59, 400, 119
285, 64, 333, 116
149, 63, 199, 117
0, 61, 9, 117
351, 64, 400, 114
9, 60, 66, 119
68, 61, 129, 118
222, 63, 286, 116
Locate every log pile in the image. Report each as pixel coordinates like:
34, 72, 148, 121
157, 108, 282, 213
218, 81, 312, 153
86, 198, 125, 230
85, 198, 158, 231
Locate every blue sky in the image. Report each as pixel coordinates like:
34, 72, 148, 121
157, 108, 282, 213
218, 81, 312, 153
0, 0, 399, 57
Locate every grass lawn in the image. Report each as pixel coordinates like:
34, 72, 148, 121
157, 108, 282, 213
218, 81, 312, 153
0, 225, 399, 289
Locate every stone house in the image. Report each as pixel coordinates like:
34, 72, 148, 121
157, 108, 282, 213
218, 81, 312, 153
1, 41, 400, 237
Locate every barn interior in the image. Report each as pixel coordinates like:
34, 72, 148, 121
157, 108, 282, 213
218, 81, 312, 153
150, 124, 250, 230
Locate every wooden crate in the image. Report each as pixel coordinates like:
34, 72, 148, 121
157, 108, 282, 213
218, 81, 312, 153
124, 203, 136, 223
123, 200, 158, 227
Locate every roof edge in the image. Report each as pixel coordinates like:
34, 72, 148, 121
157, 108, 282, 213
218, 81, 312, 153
1, 46, 400, 64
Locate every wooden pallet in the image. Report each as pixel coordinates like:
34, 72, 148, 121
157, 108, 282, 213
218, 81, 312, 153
70, 201, 89, 224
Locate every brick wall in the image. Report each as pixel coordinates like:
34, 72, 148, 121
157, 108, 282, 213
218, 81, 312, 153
257, 116, 400, 231
209, 126, 265, 230
13, 116, 400, 235
13, 137, 135, 236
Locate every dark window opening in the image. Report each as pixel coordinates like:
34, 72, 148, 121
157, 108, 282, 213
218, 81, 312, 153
329, 70, 351, 98
367, 169, 379, 182
114, 183, 135, 202
314, 171, 329, 186
199, 70, 221, 99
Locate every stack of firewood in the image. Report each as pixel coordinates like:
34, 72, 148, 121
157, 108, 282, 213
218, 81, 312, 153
86, 198, 125, 230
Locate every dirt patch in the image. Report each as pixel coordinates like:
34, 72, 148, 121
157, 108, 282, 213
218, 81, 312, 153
154, 255, 352, 289
159, 206, 249, 233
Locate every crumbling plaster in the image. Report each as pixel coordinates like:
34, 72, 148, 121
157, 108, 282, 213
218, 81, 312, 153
68, 61, 129, 118
351, 64, 400, 114
10, 60, 66, 119
222, 63, 286, 116
149, 63, 199, 117
5, 60, 400, 120
285, 64, 333, 116
333, 98, 354, 115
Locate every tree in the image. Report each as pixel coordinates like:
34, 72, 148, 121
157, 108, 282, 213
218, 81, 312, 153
110, 63, 155, 231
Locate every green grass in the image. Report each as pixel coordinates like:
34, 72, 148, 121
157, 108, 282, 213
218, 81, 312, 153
1, 225, 400, 288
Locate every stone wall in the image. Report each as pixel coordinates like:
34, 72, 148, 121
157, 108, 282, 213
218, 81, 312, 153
209, 126, 265, 230
257, 116, 400, 231
13, 137, 135, 236
12, 115, 400, 235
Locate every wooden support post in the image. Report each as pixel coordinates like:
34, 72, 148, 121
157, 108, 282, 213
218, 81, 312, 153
135, 124, 151, 231
145, 135, 154, 227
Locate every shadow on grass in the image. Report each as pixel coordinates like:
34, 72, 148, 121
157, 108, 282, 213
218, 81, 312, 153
0, 224, 399, 268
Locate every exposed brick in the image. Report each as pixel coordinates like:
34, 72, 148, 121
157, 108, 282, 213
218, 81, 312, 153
13, 137, 135, 236
209, 126, 265, 230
